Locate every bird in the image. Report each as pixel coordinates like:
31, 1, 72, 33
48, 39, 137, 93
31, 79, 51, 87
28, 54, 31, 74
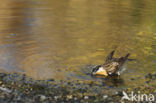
91, 50, 130, 76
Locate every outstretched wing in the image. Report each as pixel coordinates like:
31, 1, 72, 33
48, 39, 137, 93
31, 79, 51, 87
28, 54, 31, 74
105, 50, 115, 63
118, 53, 130, 63
114, 53, 130, 72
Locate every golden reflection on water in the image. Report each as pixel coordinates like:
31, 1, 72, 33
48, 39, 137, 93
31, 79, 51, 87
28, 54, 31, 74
0, 0, 155, 86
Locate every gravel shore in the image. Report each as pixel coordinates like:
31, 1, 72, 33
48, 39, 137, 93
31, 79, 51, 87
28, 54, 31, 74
0, 73, 155, 103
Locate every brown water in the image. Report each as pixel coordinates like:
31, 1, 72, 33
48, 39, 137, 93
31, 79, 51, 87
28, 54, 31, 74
0, 0, 155, 87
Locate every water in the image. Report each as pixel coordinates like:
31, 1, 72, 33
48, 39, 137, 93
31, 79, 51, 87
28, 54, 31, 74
0, 0, 155, 88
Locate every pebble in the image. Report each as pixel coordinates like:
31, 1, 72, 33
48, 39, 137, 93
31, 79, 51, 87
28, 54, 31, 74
115, 91, 118, 94
47, 79, 55, 82
0, 72, 155, 103
130, 78, 135, 80
1, 84, 5, 88
74, 97, 78, 100
84, 96, 89, 99
54, 96, 59, 100
103, 95, 108, 99
0, 87, 12, 93
40, 95, 46, 101
67, 95, 73, 99
0, 73, 6, 77
30, 88, 33, 91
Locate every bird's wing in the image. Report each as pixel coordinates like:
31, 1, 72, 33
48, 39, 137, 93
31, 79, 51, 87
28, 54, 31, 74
105, 50, 115, 63
103, 62, 119, 74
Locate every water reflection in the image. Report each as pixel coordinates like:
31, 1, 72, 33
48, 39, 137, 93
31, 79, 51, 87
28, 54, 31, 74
0, 0, 155, 87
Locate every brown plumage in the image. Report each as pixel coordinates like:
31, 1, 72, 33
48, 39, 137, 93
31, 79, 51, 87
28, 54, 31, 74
91, 50, 130, 76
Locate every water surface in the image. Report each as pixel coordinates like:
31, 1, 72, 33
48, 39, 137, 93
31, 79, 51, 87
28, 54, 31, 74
0, 0, 155, 88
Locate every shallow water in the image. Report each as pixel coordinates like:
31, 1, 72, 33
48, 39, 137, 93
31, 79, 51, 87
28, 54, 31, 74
0, 0, 155, 88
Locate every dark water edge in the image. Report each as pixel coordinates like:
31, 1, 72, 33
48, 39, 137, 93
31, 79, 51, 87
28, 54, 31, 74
0, 72, 155, 103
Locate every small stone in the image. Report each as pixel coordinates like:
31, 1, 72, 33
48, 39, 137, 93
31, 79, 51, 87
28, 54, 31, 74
0, 73, 6, 77
2, 84, 5, 88
40, 95, 46, 101
18, 84, 21, 87
10, 33, 16, 36
131, 78, 135, 80
54, 96, 59, 100
11, 82, 14, 85
47, 79, 55, 82
67, 95, 73, 99
74, 97, 78, 100
77, 93, 83, 98
103, 95, 108, 99
116, 91, 123, 96
16, 96, 21, 101
115, 91, 118, 94
84, 96, 89, 99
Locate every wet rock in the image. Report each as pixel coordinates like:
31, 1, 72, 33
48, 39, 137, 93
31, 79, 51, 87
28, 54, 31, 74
66, 95, 73, 99
130, 78, 135, 80
39, 95, 46, 101
10, 33, 16, 36
0, 72, 155, 103
103, 95, 108, 99
16, 96, 21, 101
54, 96, 58, 100
74, 97, 78, 100
0, 87, 12, 93
0, 73, 6, 78
84, 96, 89, 99
116, 91, 123, 96
47, 79, 55, 82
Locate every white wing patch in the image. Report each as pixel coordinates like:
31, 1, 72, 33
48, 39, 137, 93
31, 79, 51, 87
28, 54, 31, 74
96, 67, 105, 72
112, 62, 119, 66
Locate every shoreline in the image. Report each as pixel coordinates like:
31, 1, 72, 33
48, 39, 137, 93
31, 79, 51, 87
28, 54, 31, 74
0, 72, 155, 103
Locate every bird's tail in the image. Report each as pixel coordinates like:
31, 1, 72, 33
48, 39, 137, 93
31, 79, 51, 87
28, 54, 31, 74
124, 53, 130, 60
118, 53, 130, 63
